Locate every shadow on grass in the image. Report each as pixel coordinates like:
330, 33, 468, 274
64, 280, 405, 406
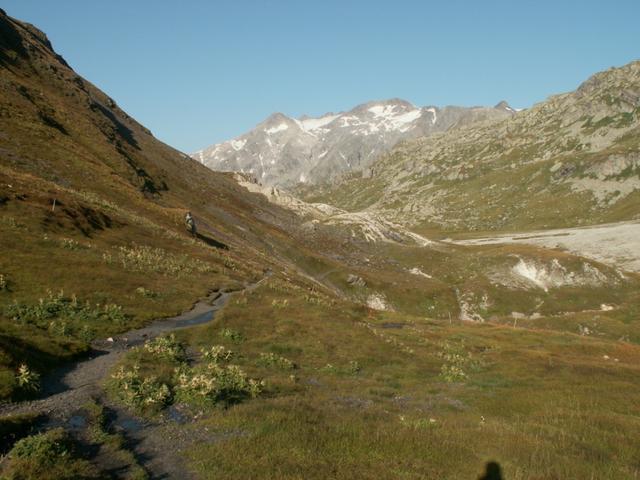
479, 461, 503, 480
196, 232, 228, 250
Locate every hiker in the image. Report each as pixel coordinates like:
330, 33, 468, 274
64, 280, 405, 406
185, 211, 196, 236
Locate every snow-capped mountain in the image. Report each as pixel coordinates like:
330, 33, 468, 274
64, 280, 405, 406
193, 99, 515, 187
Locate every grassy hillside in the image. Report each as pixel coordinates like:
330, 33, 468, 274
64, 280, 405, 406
152, 274, 640, 479
0, 9, 329, 400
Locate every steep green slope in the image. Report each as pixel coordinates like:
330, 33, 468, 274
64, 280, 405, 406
0, 9, 330, 400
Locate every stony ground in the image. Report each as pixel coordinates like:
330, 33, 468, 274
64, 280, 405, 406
447, 220, 640, 273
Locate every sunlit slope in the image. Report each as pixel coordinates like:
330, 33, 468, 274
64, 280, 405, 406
304, 61, 640, 234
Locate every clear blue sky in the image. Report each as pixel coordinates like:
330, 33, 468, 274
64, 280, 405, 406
4, 1, 639, 152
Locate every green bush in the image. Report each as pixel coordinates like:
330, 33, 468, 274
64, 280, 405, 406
219, 328, 245, 344
135, 287, 157, 298
1, 428, 99, 479
110, 364, 171, 412
60, 238, 82, 250
256, 352, 295, 370
16, 364, 40, 394
0, 273, 9, 291
271, 299, 289, 309
319, 360, 361, 376
201, 345, 234, 364
436, 341, 478, 383
174, 363, 263, 405
105, 244, 216, 276
5, 291, 127, 341
10, 428, 69, 460
143, 334, 185, 362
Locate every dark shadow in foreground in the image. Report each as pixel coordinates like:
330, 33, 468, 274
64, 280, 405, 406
479, 461, 503, 480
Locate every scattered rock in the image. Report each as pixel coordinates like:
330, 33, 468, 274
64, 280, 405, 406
579, 324, 592, 336
347, 274, 366, 287
408, 267, 432, 278
366, 293, 391, 311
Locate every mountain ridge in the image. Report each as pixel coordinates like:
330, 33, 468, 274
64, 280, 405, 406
300, 60, 640, 233
193, 98, 515, 186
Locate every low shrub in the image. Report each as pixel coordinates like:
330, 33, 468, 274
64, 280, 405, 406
16, 364, 40, 394
1, 428, 99, 479
346, 360, 361, 375
219, 328, 245, 344
143, 334, 185, 362
174, 363, 263, 405
271, 299, 289, 309
5, 291, 127, 340
440, 364, 468, 382
110, 364, 171, 412
399, 415, 438, 430
105, 244, 216, 277
437, 341, 478, 383
256, 352, 295, 370
60, 238, 82, 250
304, 293, 330, 306
201, 345, 234, 364
319, 360, 361, 376
0, 273, 9, 291
135, 287, 157, 298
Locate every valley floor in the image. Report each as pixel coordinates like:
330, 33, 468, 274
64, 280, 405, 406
2, 206, 640, 479
447, 220, 640, 273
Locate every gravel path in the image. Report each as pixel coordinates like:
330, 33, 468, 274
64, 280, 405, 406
0, 277, 268, 479
447, 220, 640, 273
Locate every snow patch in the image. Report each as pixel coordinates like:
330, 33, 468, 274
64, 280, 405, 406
368, 105, 422, 132
230, 139, 246, 151
368, 105, 396, 117
299, 114, 339, 131
340, 115, 363, 127
390, 109, 422, 129
265, 123, 289, 135
425, 107, 437, 125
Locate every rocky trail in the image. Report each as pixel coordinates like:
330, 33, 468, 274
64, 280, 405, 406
0, 277, 269, 479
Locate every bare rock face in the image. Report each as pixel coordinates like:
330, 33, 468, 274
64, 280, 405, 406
192, 99, 513, 187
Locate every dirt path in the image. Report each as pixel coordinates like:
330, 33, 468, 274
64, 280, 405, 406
0, 277, 268, 479
446, 220, 640, 273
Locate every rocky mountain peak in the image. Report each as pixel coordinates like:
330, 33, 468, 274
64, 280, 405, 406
310, 60, 640, 234
494, 100, 515, 112
195, 98, 513, 187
